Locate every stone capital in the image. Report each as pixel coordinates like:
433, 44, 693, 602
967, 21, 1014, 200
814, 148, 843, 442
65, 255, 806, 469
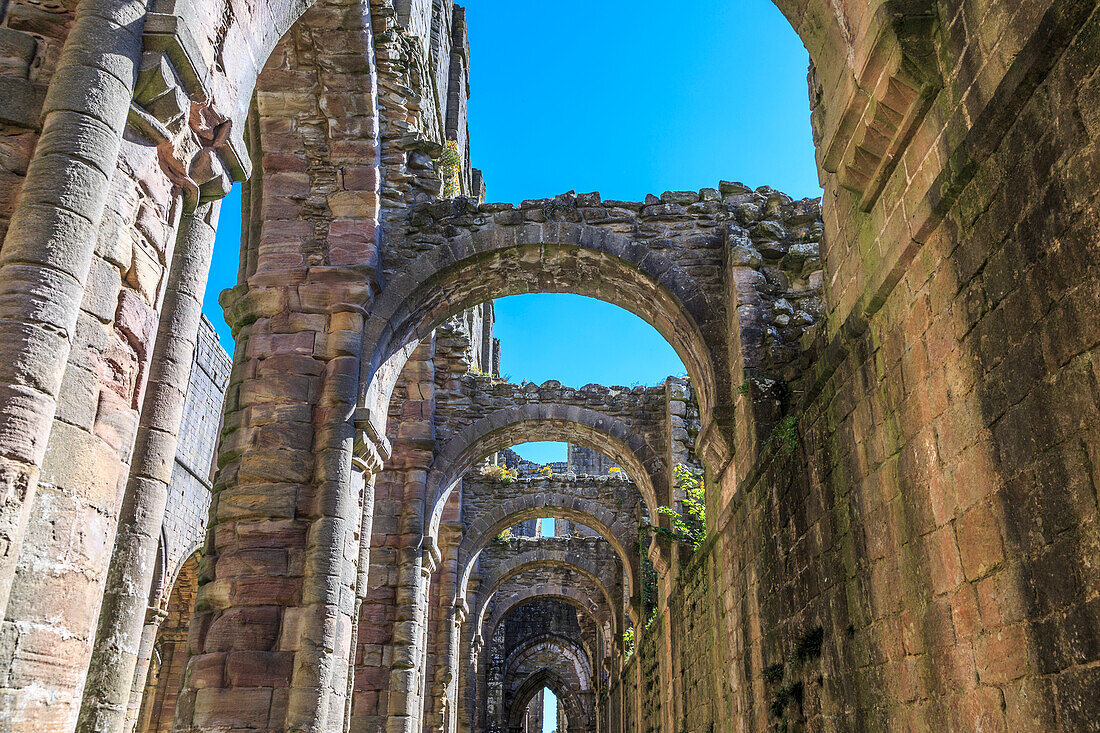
452, 598, 469, 625
354, 407, 393, 472
421, 538, 442, 576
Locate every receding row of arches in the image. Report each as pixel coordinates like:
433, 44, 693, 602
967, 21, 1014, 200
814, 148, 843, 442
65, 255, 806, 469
120, 0, 794, 726
52, 0, 849, 730
142, 436, 648, 733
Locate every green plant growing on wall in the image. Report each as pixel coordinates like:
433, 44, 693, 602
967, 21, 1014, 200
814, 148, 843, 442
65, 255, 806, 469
635, 534, 659, 622
496, 527, 513, 542
794, 626, 824, 661
623, 627, 636, 657
648, 464, 707, 551
768, 626, 823, 723
771, 414, 799, 455
467, 366, 510, 384
438, 139, 461, 197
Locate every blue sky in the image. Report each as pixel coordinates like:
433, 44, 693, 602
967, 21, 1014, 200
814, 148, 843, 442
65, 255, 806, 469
203, 0, 817, 467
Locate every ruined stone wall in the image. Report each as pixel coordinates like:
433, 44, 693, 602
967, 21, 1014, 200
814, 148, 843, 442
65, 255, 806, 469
636, 625, 660, 733
462, 474, 643, 550
613, 2, 1100, 732
568, 445, 619, 476
519, 691, 544, 733
160, 317, 230, 589
434, 375, 671, 450
666, 547, 721, 733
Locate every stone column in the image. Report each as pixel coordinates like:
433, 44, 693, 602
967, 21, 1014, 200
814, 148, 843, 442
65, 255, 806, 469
470, 632, 485, 733
123, 606, 169, 733
172, 275, 374, 731
0, 0, 145, 624
436, 599, 467, 733
613, 662, 625, 733
632, 644, 642, 733
77, 201, 221, 733
388, 543, 439, 733
169, 1, 383, 725
344, 462, 378, 733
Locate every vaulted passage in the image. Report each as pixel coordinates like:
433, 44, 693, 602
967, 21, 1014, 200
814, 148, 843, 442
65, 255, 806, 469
0, 0, 1097, 732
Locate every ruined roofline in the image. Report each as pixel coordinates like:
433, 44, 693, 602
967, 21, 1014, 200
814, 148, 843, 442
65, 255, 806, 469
445, 180, 822, 211
460, 372, 692, 399
471, 468, 637, 484
487, 535, 616, 547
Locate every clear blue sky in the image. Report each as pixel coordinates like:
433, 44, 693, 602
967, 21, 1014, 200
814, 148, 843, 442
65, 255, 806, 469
543, 688, 556, 732
203, 0, 817, 467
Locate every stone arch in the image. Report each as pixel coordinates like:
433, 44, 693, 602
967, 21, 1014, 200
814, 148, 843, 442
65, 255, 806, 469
472, 551, 619, 646
503, 636, 594, 694
457, 499, 636, 617
505, 668, 587, 733
238, 1, 381, 286
154, 539, 204, 611
426, 403, 663, 539
358, 222, 729, 452
503, 634, 594, 687
223, 0, 859, 108
483, 586, 611, 660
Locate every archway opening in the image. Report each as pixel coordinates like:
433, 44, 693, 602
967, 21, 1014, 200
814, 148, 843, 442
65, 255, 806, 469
464, 0, 820, 203
134, 551, 200, 733
173, 4, 832, 733
540, 688, 560, 733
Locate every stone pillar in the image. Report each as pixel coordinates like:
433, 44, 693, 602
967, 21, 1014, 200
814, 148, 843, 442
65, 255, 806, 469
78, 200, 221, 732
123, 606, 169, 733
470, 632, 485, 733
344, 463, 379, 733
388, 543, 439, 733
0, 0, 145, 626
173, 341, 370, 732
169, 0, 383, 726
614, 662, 625, 733
436, 600, 467, 733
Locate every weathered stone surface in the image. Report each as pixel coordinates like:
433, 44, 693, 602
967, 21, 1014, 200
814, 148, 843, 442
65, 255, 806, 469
0, 1, 1095, 733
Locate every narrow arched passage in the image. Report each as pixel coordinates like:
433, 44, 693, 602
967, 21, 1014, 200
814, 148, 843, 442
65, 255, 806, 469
505, 669, 588, 733
503, 634, 594, 692
482, 587, 612, 662
134, 551, 200, 733
457, 498, 637, 619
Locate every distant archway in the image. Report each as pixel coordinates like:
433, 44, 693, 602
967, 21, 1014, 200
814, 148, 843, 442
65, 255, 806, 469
458, 499, 636, 621
483, 586, 612, 659
472, 551, 620, 643
426, 402, 664, 541
505, 668, 586, 733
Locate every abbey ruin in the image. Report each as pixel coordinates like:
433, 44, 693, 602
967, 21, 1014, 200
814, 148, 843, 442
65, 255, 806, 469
0, 0, 1097, 731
